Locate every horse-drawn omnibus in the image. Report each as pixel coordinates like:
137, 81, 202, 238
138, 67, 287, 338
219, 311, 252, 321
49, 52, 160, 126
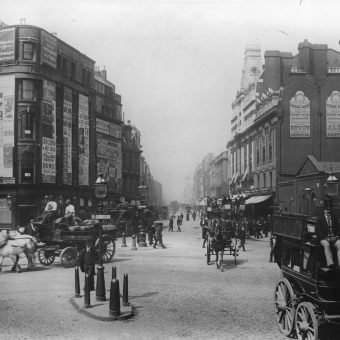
272, 212, 340, 340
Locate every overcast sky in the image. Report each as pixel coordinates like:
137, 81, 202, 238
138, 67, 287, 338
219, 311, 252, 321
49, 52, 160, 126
2, 0, 340, 203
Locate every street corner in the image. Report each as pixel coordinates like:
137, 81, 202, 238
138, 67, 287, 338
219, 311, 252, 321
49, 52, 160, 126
69, 293, 134, 322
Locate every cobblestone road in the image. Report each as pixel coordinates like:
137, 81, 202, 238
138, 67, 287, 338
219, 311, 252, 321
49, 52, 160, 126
0, 218, 292, 340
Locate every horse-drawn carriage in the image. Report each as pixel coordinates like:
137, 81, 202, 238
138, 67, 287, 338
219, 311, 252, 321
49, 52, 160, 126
272, 213, 340, 340
26, 214, 118, 268
205, 222, 238, 266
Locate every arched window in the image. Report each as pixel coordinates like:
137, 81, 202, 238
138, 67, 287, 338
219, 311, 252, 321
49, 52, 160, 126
21, 151, 34, 184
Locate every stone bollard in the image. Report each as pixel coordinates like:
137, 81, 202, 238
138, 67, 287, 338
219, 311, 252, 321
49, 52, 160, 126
121, 233, 127, 247
84, 273, 91, 308
109, 278, 121, 317
75, 266, 81, 298
122, 273, 129, 306
131, 235, 137, 251
112, 265, 117, 279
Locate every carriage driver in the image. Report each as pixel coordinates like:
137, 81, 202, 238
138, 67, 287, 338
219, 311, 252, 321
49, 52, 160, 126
35, 195, 58, 225
315, 207, 340, 270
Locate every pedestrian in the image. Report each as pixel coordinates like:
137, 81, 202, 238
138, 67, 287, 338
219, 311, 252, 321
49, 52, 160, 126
153, 222, 166, 249
192, 211, 196, 221
315, 206, 340, 270
180, 213, 184, 221
176, 216, 182, 232
238, 225, 246, 251
213, 228, 226, 272
79, 239, 97, 291
269, 234, 276, 262
201, 218, 208, 248
168, 215, 174, 232
148, 222, 156, 245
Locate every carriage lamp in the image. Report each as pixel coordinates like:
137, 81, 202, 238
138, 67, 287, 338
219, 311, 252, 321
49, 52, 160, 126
325, 168, 338, 210
93, 173, 107, 302
302, 186, 312, 216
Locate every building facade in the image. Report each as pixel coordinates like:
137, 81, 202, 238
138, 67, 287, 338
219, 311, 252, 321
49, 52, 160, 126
0, 24, 124, 227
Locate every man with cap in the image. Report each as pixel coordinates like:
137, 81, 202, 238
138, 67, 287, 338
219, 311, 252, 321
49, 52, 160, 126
315, 206, 340, 269
35, 195, 58, 225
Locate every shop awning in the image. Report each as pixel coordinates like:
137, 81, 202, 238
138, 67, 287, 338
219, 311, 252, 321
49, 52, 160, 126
245, 195, 272, 205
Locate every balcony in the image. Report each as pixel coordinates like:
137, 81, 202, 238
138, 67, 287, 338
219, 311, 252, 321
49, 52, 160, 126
290, 67, 306, 74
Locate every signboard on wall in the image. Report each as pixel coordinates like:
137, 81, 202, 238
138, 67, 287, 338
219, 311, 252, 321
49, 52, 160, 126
41, 80, 56, 183
0, 27, 15, 62
326, 91, 340, 138
63, 87, 72, 184
79, 94, 89, 186
0, 75, 15, 181
41, 31, 57, 69
290, 91, 310, 138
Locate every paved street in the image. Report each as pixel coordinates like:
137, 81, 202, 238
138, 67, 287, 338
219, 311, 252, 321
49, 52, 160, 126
1, 218, 287, 340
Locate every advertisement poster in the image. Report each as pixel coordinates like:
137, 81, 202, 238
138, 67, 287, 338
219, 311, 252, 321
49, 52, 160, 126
0, 76, 15, 180
41, 30, 57, 69
0, 27, 15, 62
96, 132, 122, 192
63, 87, 72, 184
326, 91, 340, 138
290, 91, 310, 138
41, 80, 56, 183
78, 94, 89, 186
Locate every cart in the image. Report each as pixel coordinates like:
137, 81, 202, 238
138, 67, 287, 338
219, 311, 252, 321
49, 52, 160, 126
272, 213, 340, 340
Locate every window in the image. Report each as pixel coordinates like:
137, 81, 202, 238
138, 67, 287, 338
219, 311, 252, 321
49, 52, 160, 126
19, 80, 36, 100
268, 133, 272, 162
23, 42, 34, 60
0, 198, 11, 224
263, 173, 266, 187
19, 107, 36, 139
71, 61, 76, 80
21, 151, 34, 184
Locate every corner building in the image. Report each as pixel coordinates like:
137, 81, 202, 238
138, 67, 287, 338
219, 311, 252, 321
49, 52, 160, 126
0, 24, 123, 227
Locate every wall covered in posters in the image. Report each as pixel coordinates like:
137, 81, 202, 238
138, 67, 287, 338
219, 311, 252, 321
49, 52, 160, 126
41, 30, 57, 69
326, 91, 340, 138
96, 131, 122, 193
0, 75, 15, 183
0, 27, 15, 62
41, 80, 56, 183
79, 94, 89, 186
290, 91, 310, 138
63, 87, 72, 184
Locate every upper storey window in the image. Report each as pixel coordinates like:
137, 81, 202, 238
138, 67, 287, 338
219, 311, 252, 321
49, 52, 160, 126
18, 79, 38, 101
23, 42, 34, 60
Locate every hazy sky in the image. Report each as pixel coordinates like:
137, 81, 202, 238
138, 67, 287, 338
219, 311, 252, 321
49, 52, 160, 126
2, 0, 340, 203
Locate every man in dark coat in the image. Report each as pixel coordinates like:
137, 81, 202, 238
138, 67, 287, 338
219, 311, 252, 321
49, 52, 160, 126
79, 240, 98, 291
168, 216, 174, 232
153, 222, 166, 249
315, 207, 340, 269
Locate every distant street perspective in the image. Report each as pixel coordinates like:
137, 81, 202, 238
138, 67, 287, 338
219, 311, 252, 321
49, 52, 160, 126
1, 2, 340, 340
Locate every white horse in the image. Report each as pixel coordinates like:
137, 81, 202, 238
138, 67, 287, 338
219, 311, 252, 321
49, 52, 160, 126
0, 231, 37, 273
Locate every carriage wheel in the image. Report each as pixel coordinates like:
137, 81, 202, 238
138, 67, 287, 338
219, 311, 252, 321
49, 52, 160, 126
38, 249, 56, 266
206, 242, 211, 265
274, 278, 296, 337
60, 247, 78, 268
95, 234, 115, 263
295, 302, 319, 340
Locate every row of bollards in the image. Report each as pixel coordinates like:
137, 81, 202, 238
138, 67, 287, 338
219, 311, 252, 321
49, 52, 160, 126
121, 233, 138, 250
74, 265, 129, 317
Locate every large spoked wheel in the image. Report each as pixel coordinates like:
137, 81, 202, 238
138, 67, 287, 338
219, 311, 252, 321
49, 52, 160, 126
206, 241, 211, 265
274, 278, 296, 337
38, 249, 56, 266
60, 247, 78, 267
96, 234, 115, 263
295, 302, 319, 340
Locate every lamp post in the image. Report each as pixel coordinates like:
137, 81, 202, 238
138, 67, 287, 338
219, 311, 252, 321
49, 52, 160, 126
325, 168, 339, 211
93, 173, 108, 301
137, 183, 148, 247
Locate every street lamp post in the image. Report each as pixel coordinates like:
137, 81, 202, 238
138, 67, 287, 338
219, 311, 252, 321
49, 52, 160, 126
137, 183, 148, 247
93, 174, 108, 301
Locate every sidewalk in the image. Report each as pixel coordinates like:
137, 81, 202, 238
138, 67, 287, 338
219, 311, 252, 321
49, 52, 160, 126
69, 290, 134, 321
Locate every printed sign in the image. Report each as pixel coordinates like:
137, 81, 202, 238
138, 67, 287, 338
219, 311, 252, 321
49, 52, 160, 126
0, 27, 15, 61
290, 91, 310, 138
326, 91, 340, 138
41, 80, 56, 183
63, 87, 72, 184
79, 94, 89, 186
41, 31, 57, 69
0, 76, 15, 179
